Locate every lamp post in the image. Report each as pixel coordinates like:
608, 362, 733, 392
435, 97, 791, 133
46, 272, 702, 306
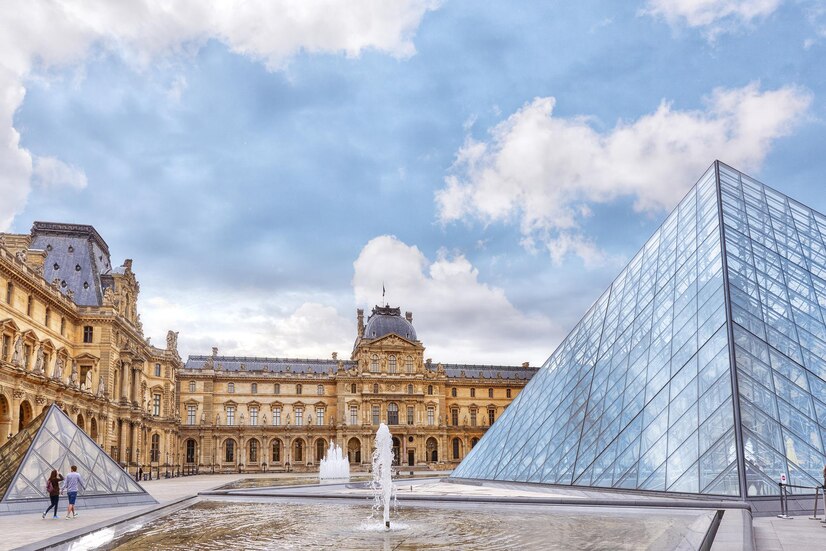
165, 451, 169, 478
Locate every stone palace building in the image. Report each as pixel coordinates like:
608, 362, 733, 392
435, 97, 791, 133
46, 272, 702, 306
1, 222, 537, 475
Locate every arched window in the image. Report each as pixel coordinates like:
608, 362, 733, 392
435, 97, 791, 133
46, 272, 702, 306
272, 439, 282, 463
452, 438, 461, 459
506, 388, 512, 398
370, 355, 379, 373
407, 384, 413, 395
228, 382, 235, 393
249, 440, 259, 463
406, 356, 414, 373
296, 384, 303, 395
470, 388, 476, 398
426, 437, 438, 462
451, 388, 457, 397
388, 355, 397, 374
471, 437, 479, 448
488, 388, 494, 398
373, 383, 379, 393
451, 408, 459, 426
350, 383, 357, 393
251, 383, 258, 394
387, 403, 399, 425
294, 439, 304, 462
150, 434, 160, 462
428, 385, 433, 395
316, 439, 327, 462
317, 384, 324, 395
274, 383, 281, 394
225, 439, 235, 462
186, 439, 196, 463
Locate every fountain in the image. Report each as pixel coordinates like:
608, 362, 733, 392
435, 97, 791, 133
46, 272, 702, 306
370, 422, 396, 529
318, 442, 350, 480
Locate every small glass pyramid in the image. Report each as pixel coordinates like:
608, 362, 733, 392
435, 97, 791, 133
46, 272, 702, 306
453, 162, 826, 499
0, 404, 155, 514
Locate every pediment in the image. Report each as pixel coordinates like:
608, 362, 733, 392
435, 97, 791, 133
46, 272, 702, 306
0, 318, 20, 332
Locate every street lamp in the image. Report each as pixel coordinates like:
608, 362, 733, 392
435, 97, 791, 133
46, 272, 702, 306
165, 452, 169, 478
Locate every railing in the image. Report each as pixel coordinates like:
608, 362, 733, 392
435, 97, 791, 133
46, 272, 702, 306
777, 482, 826, 521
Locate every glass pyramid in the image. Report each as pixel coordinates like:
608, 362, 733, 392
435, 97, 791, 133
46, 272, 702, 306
0, 404, 155, 514
453, 161, 826, 498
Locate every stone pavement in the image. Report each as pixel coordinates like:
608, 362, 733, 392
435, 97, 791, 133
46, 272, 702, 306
2, 472, 312, 550
752, 515, 826, 550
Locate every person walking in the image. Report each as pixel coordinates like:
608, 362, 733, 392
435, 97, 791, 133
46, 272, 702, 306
63, 465, 84, 519
42, 469, 64, 519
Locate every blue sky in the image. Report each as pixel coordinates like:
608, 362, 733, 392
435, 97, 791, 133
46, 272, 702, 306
2, 0, 825, 365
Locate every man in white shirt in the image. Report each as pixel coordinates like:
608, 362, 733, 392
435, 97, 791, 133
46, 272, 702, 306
63, 465, 85, 519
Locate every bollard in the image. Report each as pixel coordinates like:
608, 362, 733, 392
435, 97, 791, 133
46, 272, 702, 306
777, 483, 794, 519
810, 485, 821, 520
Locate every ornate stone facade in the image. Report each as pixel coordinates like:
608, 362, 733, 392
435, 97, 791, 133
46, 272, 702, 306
178, 306, 538, 472
0, 223, 181, 476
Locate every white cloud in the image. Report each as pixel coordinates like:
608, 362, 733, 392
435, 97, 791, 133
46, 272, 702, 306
141, 293, 353, 360
643, 0, 782, 37
352, 235, 560, 365
32, 156, 88, 190
436, 83, 811, 264
0, 0, 440, 230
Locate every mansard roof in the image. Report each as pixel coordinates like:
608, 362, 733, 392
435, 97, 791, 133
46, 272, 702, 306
184, 355, 353, 374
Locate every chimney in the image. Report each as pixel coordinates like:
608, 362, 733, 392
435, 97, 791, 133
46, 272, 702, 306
212, 347, 218, 358
357, 308, 364, 337
332, 352, 338, 360
405, 311, 413, 323
522, 362, 530, 368
426, 358, 432, 367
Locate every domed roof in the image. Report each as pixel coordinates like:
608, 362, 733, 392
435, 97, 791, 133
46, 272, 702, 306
364, 305, 417, 341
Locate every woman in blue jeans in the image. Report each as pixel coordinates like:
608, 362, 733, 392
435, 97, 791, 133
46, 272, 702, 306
42, 470, 64, 519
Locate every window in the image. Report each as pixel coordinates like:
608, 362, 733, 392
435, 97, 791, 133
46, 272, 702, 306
407, 406, 414, 425
26, 295, 33, 316
250, 407, 258, 426
427, 406, 435, 426
373, 383, 379, 393
294, 440, 304, 462
370, 354, 379, 373
226, 406, 235, 426
60, 317, 65, 336
273, 407, 281, 426
406, 356, 413, 373
296, 384, 303, 395
451, 408, 459, 426
150, 434, 160, 462
488, 408, 495, 425
274, 383, 281, 394
452, 438, 460, 460
272, 440, 281, 462
249, 440, 258, 462
83, 325, 93, 343
407, 384, 413, 395
470, 409, 477, 427
154, 363, 161, 377
387, 403, 399, 425
316, 407, 325, 426
388, 355, 396, 374
295, 407, 303, 426
470, 388, 476, 398
349, 405, 358, 425
225, 440, 235, 462
189, 381, 196, 392
153, 393, 161, 416
5, 282, 12, 304
428, 385, 433, 395
45, 307, 50, 327
251, 383, 258, 394
506, 388, 512, 399
488, 388, 494, 398
228, 382, 235, 393
186, 440, 196, 463
451, 388, 457, 398
372, 405, 380, 425
350, 383, 357, 393
317, 384, 324, 396
187, 405, 196, 425
23, 344, 31, 369
2, 334, 9, 362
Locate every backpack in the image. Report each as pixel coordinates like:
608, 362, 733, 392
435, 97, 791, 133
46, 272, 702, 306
46, 479, 54, 493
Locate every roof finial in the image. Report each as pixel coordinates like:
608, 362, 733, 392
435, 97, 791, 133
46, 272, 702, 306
382, 281, 386, 306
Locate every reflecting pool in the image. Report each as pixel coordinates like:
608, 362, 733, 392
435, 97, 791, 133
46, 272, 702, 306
100, 500, 714, 550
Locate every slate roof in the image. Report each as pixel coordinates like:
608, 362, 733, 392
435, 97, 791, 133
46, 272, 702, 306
438, 364, 539, 381
29, 222, 113, 307
183, 356, 353, 374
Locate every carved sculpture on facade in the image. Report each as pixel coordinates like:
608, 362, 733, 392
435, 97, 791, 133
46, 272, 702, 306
52, 356, 64, 381
11, 335, 23, 368
103, 286, 115, 305
68, 360, 79, 388
33, 344, 45, 374
14, 249, 26, 263
166, 330, 178, 351
84, 369, 93, 392
97, 376, 106, 398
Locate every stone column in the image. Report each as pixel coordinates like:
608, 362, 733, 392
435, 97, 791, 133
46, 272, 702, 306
9, 390, 22, 438
120, 363, 131, 404
130, 365, 140, 406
